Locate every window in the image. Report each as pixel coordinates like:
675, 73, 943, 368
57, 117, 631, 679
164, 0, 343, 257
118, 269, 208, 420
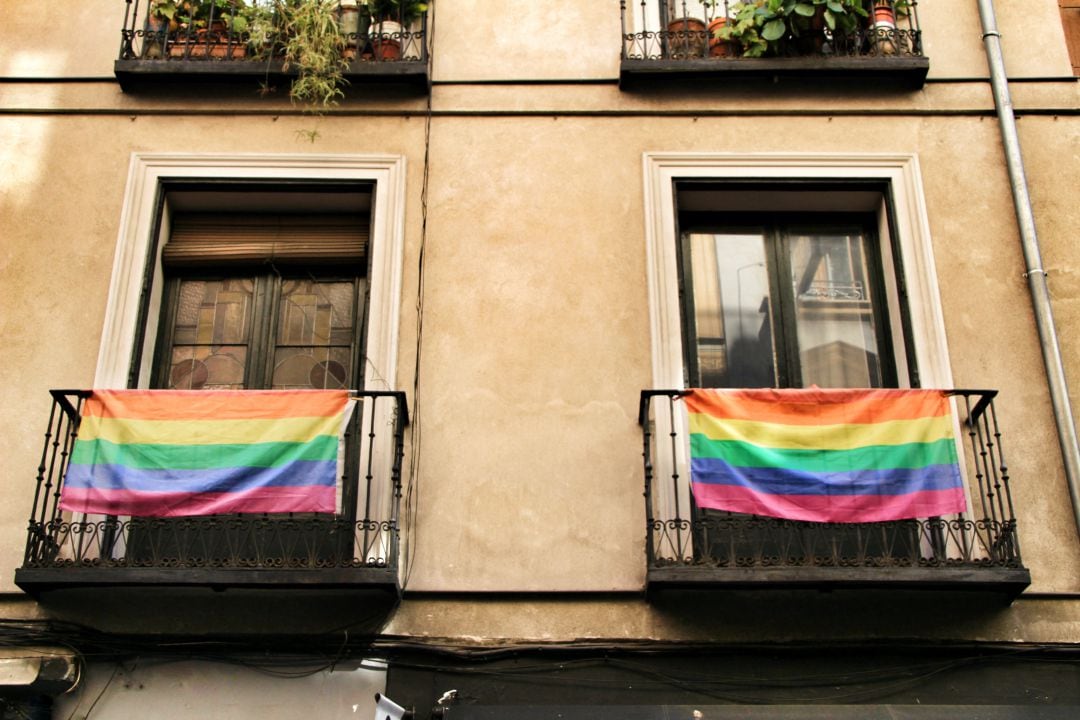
153, 212, 368, 392
678, 212, 900, 390
91, 155, 408, 574
674, 188, 921, 561
126, 198, 373, 566
642, 154, 954, 564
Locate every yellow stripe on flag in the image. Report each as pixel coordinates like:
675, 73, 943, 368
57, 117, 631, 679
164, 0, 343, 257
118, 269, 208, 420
78, 414, 345, 446
687, 412, 956, 451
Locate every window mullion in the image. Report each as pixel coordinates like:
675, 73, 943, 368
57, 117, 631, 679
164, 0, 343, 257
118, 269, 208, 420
249, 274, 279, 390
768, 226, 799, 389
150, 277, 183, 390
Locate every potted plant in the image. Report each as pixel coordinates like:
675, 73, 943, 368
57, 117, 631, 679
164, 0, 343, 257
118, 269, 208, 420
867, 0, 913, 55
158, 0, 250, 59
367, 0, 428, 60
699, 0, 740, 58
719, 0, 869, 57
666, 13, 708, 60
338, 0, 372, 60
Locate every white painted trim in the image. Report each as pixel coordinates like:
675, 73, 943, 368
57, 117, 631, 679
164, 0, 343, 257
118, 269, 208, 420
96, 153, 407, 392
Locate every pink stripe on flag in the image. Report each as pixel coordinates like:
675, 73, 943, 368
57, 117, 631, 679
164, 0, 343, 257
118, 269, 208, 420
691, 483, 968, 523
60, 485, 336, 518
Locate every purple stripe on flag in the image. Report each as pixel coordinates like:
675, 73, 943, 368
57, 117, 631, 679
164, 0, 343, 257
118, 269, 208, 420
691, 483, 968, 523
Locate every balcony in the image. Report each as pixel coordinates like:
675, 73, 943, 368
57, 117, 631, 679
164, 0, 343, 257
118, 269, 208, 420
15, 389, 408, 599
639, 389, 1031, 597
115, 0, 430, 93
620, 0, 929, 89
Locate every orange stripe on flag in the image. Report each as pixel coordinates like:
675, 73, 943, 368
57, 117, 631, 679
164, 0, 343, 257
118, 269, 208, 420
683, 388, 950, 427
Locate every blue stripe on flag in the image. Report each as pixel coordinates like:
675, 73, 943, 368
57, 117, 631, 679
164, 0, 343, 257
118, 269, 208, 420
690, 456, 964, 497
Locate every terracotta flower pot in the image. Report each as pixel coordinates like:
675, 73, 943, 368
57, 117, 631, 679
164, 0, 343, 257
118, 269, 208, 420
371, 20, 404, 61
667, 17, 707, 60
168, 24, 247, 60
707, 17, 735, 58
871, 1, 898, 56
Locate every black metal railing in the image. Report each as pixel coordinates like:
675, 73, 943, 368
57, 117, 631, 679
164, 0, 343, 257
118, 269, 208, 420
621, 0, 923, 62
119, 0, 427, 65
639, 389, 1026, 584
19, 389, 407, 577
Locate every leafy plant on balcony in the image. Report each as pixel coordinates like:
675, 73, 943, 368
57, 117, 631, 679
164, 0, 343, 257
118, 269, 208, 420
367, 0, 428, 24
152, 0, 250, 33
718, 0, 872, 57
272, 0, 349, 109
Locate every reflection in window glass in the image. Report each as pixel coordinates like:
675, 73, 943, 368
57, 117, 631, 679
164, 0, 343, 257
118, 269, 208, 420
788, 231, 881, 388
687, 231, 776, 388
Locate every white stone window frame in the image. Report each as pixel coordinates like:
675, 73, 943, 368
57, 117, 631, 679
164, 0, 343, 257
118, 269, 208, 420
642, 152, 957, 559
85, 152, 408, 562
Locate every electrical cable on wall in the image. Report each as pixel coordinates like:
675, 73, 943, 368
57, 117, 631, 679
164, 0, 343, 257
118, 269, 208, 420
403, 0, 436, 589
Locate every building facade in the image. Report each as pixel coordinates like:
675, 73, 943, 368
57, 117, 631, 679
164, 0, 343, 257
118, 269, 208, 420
1, 1, 1079, 717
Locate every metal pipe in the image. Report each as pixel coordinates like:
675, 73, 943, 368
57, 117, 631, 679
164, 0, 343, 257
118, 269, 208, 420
976, 0, 1080, 542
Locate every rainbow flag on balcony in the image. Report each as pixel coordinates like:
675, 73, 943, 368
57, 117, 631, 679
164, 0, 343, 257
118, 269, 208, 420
60, 390, 353, 517
685, 388, 967, 523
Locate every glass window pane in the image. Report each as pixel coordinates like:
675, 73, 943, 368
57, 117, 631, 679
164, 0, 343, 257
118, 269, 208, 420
687, 231, 776, 388
276, 280, 356, 346
271, 347, 353, 390
787, 230, 882, 388
272, 279, 356, 389
165, 278, 254, 388
168, 345, 248, 389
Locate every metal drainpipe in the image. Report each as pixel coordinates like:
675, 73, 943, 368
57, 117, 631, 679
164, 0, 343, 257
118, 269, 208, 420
976, 0, 1080, 542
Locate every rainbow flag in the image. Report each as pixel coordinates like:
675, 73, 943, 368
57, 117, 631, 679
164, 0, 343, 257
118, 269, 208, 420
60, 390, 354, 517
685, 388, 967, 523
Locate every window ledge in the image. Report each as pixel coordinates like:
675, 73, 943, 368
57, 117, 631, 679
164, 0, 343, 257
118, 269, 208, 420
15, 565, 400, 596
647, 565, 1031, 599
114, 58, 430, 93
619, 56, 930, 91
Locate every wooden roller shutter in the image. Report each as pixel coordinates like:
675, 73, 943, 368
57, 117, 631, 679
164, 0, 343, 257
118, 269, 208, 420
163, 213, 369, 267
1063, 1, 1080, 76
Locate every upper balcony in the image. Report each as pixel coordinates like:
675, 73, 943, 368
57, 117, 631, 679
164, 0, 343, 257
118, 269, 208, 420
639, 389, 1031, 599
115, 0, 430, 94
15, 389, 408, 605
620, 0, 929, 90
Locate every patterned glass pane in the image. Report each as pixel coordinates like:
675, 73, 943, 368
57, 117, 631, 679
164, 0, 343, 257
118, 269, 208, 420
272, 279, 356, 389
271, 347, 353, 390
166, 278, 254, 388
169, 345, 248, 390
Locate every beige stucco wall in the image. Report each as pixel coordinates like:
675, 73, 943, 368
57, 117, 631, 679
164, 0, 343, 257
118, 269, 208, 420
1, 0, 1078, 644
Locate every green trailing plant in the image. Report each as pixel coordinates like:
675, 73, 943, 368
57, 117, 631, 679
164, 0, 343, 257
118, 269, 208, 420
273, 0, 349, 109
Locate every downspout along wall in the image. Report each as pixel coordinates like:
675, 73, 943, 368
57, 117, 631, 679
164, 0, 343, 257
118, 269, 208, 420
976, 0, 1080, 542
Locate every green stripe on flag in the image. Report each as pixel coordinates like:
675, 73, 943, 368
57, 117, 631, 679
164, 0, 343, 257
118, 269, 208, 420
689, 435, 959, 472
70, 436, 339, 470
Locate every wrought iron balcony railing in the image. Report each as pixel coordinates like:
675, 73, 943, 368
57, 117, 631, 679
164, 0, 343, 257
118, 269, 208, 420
639, 389, 1031, 596
15, 389, 408, 595
115, 0, 429, 90
620, 0, 928, 88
